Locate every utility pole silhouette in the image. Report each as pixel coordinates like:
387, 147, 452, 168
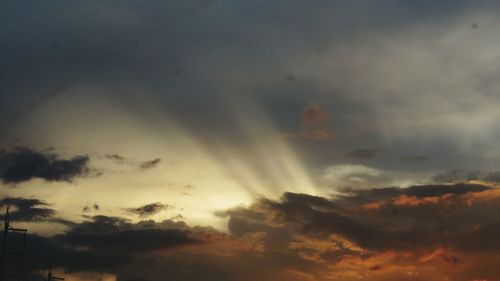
46, 258, 64, 281
0, 206, 27, 281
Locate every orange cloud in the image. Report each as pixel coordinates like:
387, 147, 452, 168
359, 185, 500, 210
285, 102, 335, 141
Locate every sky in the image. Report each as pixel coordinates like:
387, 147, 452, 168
2, 0, 500, 280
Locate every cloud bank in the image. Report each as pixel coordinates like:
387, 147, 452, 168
5, 182, 500, 280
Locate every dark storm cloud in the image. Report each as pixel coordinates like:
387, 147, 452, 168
2, 217, 134, 275
340, 183, 491, 203
126, 202, 170, 217
0, 148, 90, 184
56, 215, 203, 255
20, 233, 131, 274
2, 214, 212, 278
225, 183, 500, 253
0, 197, 55, 221
60, 228, 195, 254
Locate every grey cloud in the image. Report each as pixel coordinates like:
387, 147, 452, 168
57, 215, 204, 255
126, 202, 170, 218
59, 228, 196, 254
339, 183, 490, 203
225, 183, 500, 253
104, 154, 127, 163
22, 233, 131, 274
432, 169, 481, 183
102, 154, 163, 171
139, 158, 161, 170
432, 169, 500, 184
83, 203, 100, 213
0, 147, 91, 184
484, 171, 500, 183
0, 197, 55, 222
2, 213, 211, 277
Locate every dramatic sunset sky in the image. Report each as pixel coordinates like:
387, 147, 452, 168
2, 1, 500, 280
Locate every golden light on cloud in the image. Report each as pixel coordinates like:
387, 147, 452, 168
58, 271, 116, 281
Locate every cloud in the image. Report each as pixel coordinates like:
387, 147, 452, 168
0, 197, 55, 221
126, 202, 170, 217
56, 215, 210, 255
104, 154, 127, 164
1, 213, 215, 278
217, 184, 500, 280
285, 103, 335, 141
484, 171, 500, 183
25, 233, 131, 274
432, 169, 500, 184
320, 164, 419, 189
83, 203, 100, 213
0, 147, 91, 184
59, 227, 196, 254
341, 183, 491, 203
139, 158, 161, 169
6, 184, 500, 281
102, 154, 164, 171
432, 169, 481, 183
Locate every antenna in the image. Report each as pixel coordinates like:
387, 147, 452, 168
46, 256, 64, 281
0, 206, 28, 281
